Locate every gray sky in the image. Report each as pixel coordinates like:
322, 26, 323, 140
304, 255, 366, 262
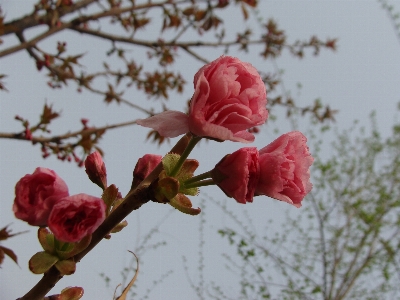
1, 1, 400, 299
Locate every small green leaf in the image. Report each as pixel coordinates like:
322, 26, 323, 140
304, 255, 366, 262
60, 286, 84, 300
38, 228, 55, 254
29, 251, 59, 274
55, 259, 76, 275
102, 184, 119, 215
311, 286, 322, 294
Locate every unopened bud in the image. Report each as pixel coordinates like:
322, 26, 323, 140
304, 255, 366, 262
84, 151, 107, 189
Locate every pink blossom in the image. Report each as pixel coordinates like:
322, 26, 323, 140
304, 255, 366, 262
132, 154, 162, 188
48, 194, 106, 243
137, 56, 268, 143
85, 151, 107, 189
211, 147, 259, 203
13, 168, 69, 226
256, 131, 314, 207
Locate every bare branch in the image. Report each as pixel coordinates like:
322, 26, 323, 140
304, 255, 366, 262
0, 119, 138, 143
1, 0, 97, 36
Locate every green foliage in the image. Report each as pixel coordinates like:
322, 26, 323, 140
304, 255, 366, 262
215, 113, 400, 299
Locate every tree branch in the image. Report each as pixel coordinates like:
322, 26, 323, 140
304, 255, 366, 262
18, 133, 191, 300
0, 119, 139, 143
1, 0, 97, 36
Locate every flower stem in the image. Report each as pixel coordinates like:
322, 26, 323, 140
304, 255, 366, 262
170, 135, 201, 177
184, 179, 215, 189
183, 170, 212, 185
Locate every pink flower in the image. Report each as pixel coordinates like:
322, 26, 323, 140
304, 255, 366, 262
85, 151, 107, 189
137, 56, 268, 143
132, 154, 162, 188
48, 194, 106, 243
13, 167, 69, 226
211, 147, 259, 204
256, 131, 314, 207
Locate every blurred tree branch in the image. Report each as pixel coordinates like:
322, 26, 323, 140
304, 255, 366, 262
0, 0, 337, 164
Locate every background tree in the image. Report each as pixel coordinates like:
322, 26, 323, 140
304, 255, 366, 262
216, 112, 400, 299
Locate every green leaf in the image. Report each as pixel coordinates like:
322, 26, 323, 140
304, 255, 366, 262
55, 259, 76, 275
38, 228, 55, 254
102, 184, 119, 214
311, 286, 322, 294
60, 286, 84, 300
29, 251, 59, 274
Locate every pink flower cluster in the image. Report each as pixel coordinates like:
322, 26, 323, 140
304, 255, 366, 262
211, 131, 314, 207
137, 56, 313, 207
13, 152, 107, 243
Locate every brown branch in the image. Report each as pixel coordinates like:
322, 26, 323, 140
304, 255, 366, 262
336, 230, 380, 300
1, 0, 199, 38
0, 119, 139, 143
180, 46, 209, 64
1, 0, 97, 36
83, 85, 155, 115
14, 31, 155, 116
0, 23, 69, 58
18, 133, 191, 300
70, 25, 267, 48
309, 192, 329, 298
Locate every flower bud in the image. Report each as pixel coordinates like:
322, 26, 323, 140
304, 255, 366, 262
84, 151, 107, 190
132, 154, 162, 188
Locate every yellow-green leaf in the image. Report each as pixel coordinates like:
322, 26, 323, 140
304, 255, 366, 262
29, 251, 59, 274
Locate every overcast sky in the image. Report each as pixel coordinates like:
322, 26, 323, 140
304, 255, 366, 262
1, 1, 400, 299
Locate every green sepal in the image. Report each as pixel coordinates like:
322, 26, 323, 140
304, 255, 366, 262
180, 186, 199, 196
55, 259, 76, 275
29, 251, 59, 274
178, 159, 199, 178
162, 153, 181, 176
38, 228, 55, 254
177, 159, 199, 196
169, 194, 201, 215
156, 175, 180, 202
56, 234, 91, 260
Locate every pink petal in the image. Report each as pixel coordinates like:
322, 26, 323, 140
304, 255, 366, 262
136, 111, 189, 137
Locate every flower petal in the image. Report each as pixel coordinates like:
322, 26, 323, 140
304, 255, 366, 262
136, 111, 189, 137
